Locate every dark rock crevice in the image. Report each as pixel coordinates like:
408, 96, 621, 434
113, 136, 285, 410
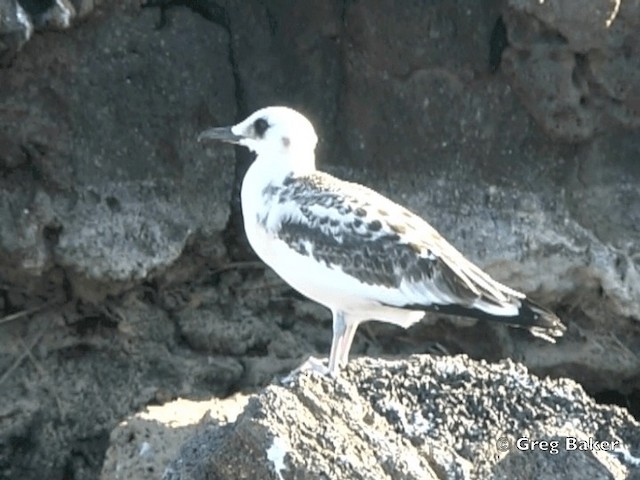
0, 1, 639, 479
145, 0, 257, 261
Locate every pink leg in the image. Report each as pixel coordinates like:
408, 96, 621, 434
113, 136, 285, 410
328, 311, 360, 376
338, 323, 358, 368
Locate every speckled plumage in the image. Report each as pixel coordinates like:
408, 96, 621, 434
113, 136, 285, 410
198, 106, 565, 376
272, 173, 436, 289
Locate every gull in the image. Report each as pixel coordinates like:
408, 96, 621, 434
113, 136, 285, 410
198, 106, 565, 376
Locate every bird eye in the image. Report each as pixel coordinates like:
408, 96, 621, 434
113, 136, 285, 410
253, 118, 269, 137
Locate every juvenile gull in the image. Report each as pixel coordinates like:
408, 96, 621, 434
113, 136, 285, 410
198, 106, 565, 376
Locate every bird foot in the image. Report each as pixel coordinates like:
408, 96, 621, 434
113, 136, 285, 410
281, 356, 334, 384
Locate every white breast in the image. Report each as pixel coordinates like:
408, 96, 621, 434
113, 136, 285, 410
240, 158, 426, 327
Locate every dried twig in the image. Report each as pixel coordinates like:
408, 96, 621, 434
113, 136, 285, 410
208, 261, 265, 277
0, 300, 60, 326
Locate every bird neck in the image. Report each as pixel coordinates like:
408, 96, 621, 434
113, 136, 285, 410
254, 150, 316, 184
242, 151, 315, 225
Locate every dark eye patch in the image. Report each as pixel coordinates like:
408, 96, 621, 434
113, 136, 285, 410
253, 118, 269, 137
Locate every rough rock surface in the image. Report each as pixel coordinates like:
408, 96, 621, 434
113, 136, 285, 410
117, 355, 640, 480
504, 0, 640, 140
332, 0, 640, 393
0, 2, 235, 291
1, 0, 101, 66
1, 1, 639, 479
100, 395, 250, 480
0, 0, 33, 65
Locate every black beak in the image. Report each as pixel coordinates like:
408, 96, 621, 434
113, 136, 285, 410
197, 126, 244, 144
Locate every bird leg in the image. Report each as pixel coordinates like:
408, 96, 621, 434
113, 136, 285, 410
337, 322, 358, 368
328, 311, 359, 376
284, 311, 361, 380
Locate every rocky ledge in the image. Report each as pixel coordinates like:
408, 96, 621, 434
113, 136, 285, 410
2, 1, 639, 478
101, 355, 640, 480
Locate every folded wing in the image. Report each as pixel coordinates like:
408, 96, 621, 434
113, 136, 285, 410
267, 172, 564, 339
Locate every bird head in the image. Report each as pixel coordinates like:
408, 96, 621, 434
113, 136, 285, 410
198, 106, 319, 174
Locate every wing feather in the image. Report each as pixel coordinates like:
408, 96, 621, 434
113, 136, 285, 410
267, 172, 523, 309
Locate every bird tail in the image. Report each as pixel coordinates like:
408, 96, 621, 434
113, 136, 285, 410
515, 298, 566, 342
406, 297, 566, 342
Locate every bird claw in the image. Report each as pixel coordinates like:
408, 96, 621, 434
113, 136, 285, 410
281, 356, 334, 384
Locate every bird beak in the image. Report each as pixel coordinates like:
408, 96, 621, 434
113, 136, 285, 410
197, 126, 244, 144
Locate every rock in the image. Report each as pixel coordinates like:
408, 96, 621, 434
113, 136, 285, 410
224, 1, 344, 258
27, 0, 76, 30
0, 0, 33, 65
100, 395, 250, 480
331, 0, 640, 393
2, 2, 640, 480
68, 0, 98, 20
131, 355, 640, 479
503, 0, 640, 140
2, 0, 98, 60
0, 291, 247, 480
0, 3, 235, 294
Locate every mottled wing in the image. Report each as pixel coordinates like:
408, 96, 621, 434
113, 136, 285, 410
268, 173, 522, 308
